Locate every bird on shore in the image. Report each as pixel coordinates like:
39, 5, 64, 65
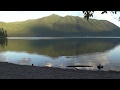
97, 64, 103, 71
32, 64, 33, 66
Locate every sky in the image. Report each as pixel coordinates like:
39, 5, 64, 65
0, 11, 120, 27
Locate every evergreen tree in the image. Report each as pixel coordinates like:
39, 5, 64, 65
0, 28, 7, 37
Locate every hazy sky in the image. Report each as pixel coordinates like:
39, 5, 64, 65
0, 11, 120, 27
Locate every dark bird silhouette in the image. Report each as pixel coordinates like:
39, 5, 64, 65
32, 64, 33, 66
97, 64, 103, 71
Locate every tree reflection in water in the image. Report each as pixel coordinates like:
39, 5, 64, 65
0, 38, 8, 49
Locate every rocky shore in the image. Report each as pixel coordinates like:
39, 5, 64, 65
0, 61, 120, 79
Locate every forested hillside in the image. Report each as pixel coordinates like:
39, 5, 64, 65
0, 14, 120, 37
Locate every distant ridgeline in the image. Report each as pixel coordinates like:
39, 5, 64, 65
0, 14, 120, 37
0, 28, 7, 37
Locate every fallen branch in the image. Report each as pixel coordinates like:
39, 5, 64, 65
67, 65, 93, 67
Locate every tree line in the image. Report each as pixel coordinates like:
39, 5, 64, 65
0, 28, 7, 37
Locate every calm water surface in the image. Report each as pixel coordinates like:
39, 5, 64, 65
0, 37, 120, 71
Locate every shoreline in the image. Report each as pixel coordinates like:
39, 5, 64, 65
0, 61, 120, 79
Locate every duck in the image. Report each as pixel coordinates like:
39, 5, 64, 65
97, 64, 103, 71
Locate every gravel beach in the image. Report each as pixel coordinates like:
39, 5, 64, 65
0, 61, 120, 79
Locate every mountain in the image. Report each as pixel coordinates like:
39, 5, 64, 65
0, 14, 120, 37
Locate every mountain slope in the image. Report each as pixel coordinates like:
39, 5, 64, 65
0, 14, 120, 37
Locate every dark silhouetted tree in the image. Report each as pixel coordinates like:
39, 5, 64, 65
83, 11, 118, 20
0, 28, 7, 37
4, 30, 7, 37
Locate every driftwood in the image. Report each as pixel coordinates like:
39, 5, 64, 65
67, 65, 93, 67
67, 65, 93, 70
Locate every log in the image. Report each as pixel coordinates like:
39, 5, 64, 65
67, 65, 93, 67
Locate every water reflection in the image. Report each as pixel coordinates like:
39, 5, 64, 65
1, 38, 119, 57
0, 37, 120, 71
67, 52, 110, 71
0, 38, 8, 49
17, 58, 32, 65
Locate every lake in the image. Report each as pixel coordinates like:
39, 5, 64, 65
0, 37, 120, 71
